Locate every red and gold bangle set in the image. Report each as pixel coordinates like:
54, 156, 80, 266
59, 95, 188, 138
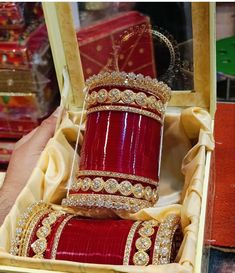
10, 72, 182, 266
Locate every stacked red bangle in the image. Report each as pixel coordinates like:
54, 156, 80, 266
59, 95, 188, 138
62, 72, 171, 215
10, 202, 181, 266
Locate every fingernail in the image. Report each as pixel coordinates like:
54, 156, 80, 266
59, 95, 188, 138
52, 106, 61, 118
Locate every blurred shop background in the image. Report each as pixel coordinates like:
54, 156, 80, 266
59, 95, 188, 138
0, 3, 234, 171
210, 3, 235, 273
0, 3, 59, 170
0, 2, 196, 170
216, 3, 235, 102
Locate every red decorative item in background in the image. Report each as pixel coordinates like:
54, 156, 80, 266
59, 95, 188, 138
0, 3, 43, 30
77, 11, 156, 79
0, 23, 48, 70
212, 103, 235, 247
0, 3, 58, 168
0, 3, 24, 30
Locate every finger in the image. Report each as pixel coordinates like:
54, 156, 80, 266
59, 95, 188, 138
4, 107, 60, 184
14, 107, 60, 153
14, 127, 38, 150
25, 107, 60, 152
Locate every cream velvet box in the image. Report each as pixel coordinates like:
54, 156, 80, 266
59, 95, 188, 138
0, 2, 216, 273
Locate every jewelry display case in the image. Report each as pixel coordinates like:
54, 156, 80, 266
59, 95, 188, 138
0, 2, 216, 273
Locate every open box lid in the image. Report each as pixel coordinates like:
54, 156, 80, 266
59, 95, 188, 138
42, 2, 216, 117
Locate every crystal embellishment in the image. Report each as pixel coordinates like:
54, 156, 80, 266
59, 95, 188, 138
148, 96, 157, 109
62, 194, 151, 214
10, 201, 50, 256
71, 178, 82, 191
97, 89, 108, 103
143, 219, 159, 227
132, 219, 160, 266
42, 213, 57, 226
36, 225, 51, 238
135, 237, 152, 251
135, 92, 147, 106
121, 90, 135, 104
152, 190, 158, 203
86, 88, 165, 120
31, 238, 47, 254
104, 178, 119, 194
133, 183, 144, 198
133, 251, 150, 266
70, 175, 158, 206
109, 88, 121, 102
86, 71, 171, 104
139, 226, 155, 237
91, 177, 104, 192
119, 180, 132, 196
81, 177, 91, 191
89, 91, 97, 105
31, 210, 65, 258
144, 186, 153, 201
152, 214, 180, 265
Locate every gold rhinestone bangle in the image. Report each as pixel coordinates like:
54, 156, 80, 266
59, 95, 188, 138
20, 209, 52, 257
31, 210, 65, 258
77, 170, 158, 187
123, 221, 141, 265
86, 88, 166, 117
71, 177, 158, 204
132, 219, 159, 266
10, 201, 51, 257
51, 215, 74, 259
87, 105, 163, 124
62, 194, 152, 214
152, 214, 180, 265
85, 72, 171, 103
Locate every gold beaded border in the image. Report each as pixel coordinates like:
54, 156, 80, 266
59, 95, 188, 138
152, 214, 180, 265
50, 215, 74, 259
132, 219, 159, 266
10, 201, 51, 256
87, 105, 163, 124
77, 170, 158, 187
85, 72, 171, 103
71, 177, 158, 204
31, 211, 65, 258
62, 194, 152, 213
123, 221, 141, 265
86, 88, 165, 117
20, 209, 51, 257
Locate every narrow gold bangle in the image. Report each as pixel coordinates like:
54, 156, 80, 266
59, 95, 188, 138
71, 177, 158, 203
132, 219, 159, 266
50, 215, 74, 259
10, 201, 51, 256
31, 210, 65, 258
87, 105, 163, 124
152, 214, 180, 265
20, 209, 52, 257
85, 71, 171, 103
123, 221, 141, 265
86, 88, 165, 117
62, 194, 152, 213
77, 170, 158, 187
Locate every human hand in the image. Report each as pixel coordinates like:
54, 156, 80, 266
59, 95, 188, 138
0, 108, 59, 224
